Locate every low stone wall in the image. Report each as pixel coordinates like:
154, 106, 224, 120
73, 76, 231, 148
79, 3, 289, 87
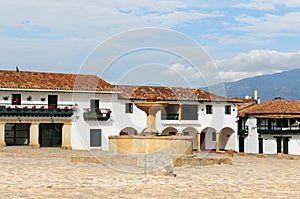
174, 157, 232, 167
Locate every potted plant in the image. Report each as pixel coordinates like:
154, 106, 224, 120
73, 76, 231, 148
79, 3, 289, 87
3, 96, 9, 100
56, 107, 61, 111
23, 106, 28, 111
64, 106, 69, 111
32, 105, 36, 111
40, 106, 45, 111
97, 108, 101, 114
48, 105, 53, 111
6, 106, 11, 111
27, 96, 32, 101
15, 106, 20, 111
108, 109, 112, 114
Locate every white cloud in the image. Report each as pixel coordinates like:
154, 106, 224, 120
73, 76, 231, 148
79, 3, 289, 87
201, 34, 274, 45
233, 0, 277, 11
233, 0, 300, 11
0, 0, 222, 39
231, 12, 300, 36
216, 49, 300, 81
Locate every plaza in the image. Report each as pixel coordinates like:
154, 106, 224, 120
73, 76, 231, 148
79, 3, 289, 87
1, 146, 299, 198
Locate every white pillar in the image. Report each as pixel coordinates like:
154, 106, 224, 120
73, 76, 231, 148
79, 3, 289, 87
216, 132, 220, 152
0, 122, 6, 147
29, 123, 40, 148
62, 122, 72, 149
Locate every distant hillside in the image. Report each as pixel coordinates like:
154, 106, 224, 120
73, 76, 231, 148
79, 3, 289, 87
205, 69, 300, 102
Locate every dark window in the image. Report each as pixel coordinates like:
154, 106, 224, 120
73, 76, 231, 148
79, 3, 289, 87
161, 104, 179, 120
5, 123, 30, 145
225, 105, 231, 115
206, 105, 212, 114
181, 105, 198, 120
183, 132, 189, 136
48, 95, 58, 108
276, 119, 289, 128
12, 94, 21, 105
212, 132, 216, 141
90, 129, 102, 147
125, 103, 133, 113
90, 99, 99, 110
169, 132, 176, 136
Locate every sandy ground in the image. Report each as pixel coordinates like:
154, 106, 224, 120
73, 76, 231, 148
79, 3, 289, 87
1, 146, 300, 199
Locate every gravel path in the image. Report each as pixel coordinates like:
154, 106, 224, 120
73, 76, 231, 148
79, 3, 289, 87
1, 146, 300, 198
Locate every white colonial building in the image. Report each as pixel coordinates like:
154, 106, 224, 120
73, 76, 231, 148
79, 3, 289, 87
0, 70, 240, 151
238, 98, 300, 155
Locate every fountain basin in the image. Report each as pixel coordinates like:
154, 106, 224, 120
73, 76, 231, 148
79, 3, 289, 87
109, 135, 193, 156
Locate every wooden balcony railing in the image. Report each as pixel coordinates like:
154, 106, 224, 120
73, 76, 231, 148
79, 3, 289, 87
0, 104, 74, 117
83, 108, 111, 121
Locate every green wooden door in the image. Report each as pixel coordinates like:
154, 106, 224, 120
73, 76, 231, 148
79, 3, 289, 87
276, 138, 281, 153
258, 138, 263, 154
239, 136, 245, 153
284, 138, 289, 154
39, 123, 62, 147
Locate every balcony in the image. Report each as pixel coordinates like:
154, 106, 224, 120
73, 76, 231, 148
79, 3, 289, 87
258, 124, 300, 135
83, 108, 111, 121
0, 104, 74, 117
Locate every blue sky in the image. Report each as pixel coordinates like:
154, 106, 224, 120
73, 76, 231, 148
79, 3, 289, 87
0, 0, 300, 87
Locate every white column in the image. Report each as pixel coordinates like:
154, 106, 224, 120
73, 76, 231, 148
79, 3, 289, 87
29, 122, 40, 148
0, 122, 6, 147
216, 132, 220, 152
62, 122, 72, 149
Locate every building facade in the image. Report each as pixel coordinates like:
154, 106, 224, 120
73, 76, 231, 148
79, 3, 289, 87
0, 70, 240, 151
238, 98, 300, 155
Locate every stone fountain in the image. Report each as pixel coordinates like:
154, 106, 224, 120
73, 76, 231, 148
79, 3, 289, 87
84, 94, 231, 176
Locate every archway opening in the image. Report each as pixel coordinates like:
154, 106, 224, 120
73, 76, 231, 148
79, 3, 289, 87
220, 127, 235, 150
182, 127, 198, 150
119, 127, 138, 136
161, 127, 178, 136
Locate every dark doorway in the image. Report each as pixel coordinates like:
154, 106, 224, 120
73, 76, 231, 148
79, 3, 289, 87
39, 123, 62, 147
5, 123, 30, 145
239, 136, 245, 153
284, 138, 289, 154
200, 132, 206, 150
276, 138, 281, 153
258, 138, 263, 154
48, 95, 58, 108
90, 129, 102, 147
276, 137, 289, 154
90, 99, 99, 110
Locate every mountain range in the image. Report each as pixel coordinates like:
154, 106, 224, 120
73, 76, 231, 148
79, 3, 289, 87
204, 69, 300, 102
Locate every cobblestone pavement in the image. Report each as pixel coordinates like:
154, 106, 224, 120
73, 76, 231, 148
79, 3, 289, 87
1, 146, 300, 198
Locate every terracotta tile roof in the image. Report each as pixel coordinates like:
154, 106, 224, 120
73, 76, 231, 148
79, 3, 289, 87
237, 99, 257, 117
115, 85, 241, 102
0, 70, 114, 91
238, 99, 300, 118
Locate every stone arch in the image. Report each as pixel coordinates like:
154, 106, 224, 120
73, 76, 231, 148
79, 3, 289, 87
161, 127, 179, 136
119, 127, 138, 136
200, 127, 218, 150
182, 127, 198, 150
220, 127, 235, 150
